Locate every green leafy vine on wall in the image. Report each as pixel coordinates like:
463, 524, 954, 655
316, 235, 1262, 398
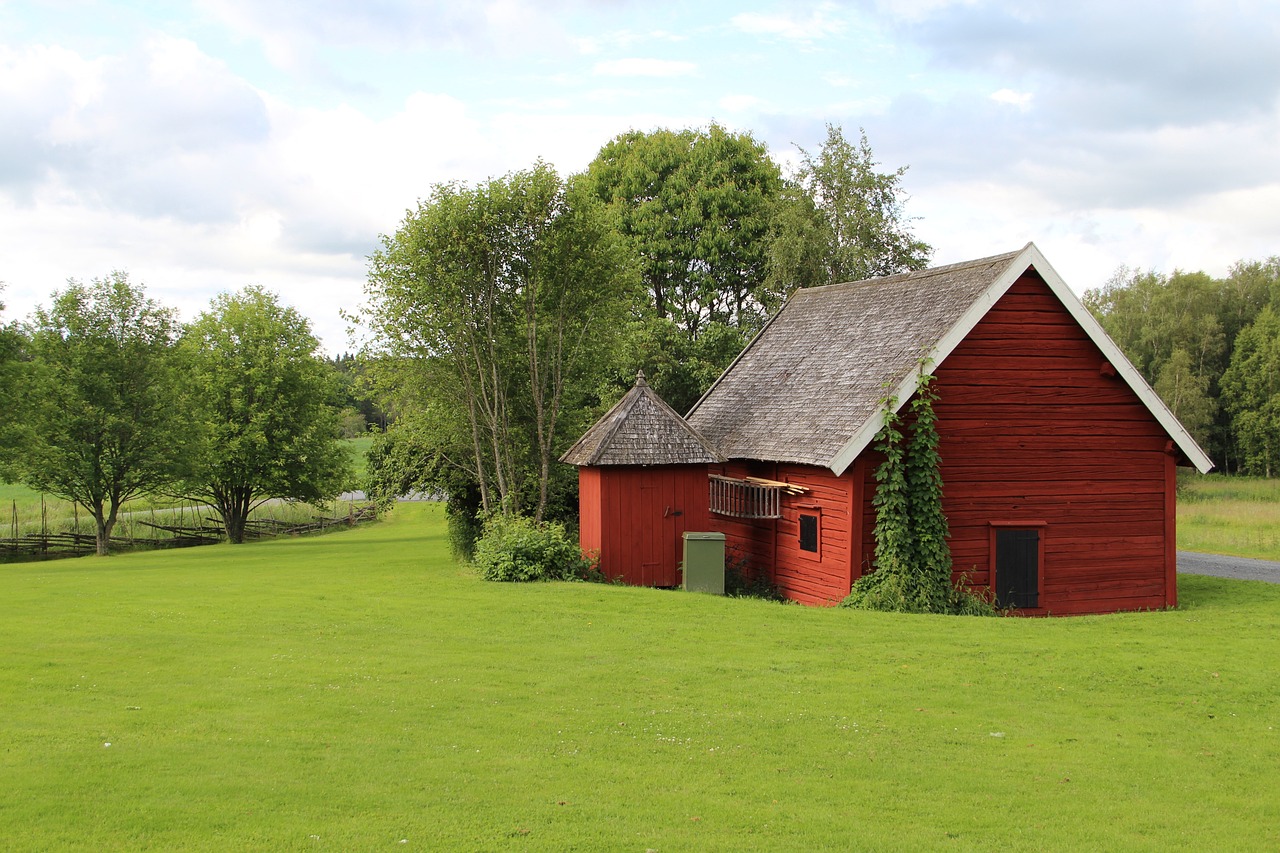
842, 361, 996, 615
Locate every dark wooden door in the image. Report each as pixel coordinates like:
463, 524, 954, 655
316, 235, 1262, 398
995, 528, 1040, 609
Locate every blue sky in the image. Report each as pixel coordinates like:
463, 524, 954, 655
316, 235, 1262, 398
2, 0, 1278, 350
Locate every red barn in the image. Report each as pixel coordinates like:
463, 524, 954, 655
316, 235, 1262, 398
564, 244, 1213, 614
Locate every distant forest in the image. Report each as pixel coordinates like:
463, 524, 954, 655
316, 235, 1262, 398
1085, 259, 1280, 476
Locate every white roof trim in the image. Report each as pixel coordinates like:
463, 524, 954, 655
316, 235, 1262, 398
827, 242, 1214, 476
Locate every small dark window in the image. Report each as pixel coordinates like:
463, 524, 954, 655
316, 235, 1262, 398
995, 528, 1039, 608
799, 513, 819, 553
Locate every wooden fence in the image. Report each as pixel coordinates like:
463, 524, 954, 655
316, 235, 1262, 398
1, 501, 379, 561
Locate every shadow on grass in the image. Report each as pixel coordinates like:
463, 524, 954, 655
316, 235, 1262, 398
1177, 573, 1280, 612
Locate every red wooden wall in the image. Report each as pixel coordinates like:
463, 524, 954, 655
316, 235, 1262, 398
578, 465, 711, 587
855, 271, 1178, 614
708, 460, 861, 605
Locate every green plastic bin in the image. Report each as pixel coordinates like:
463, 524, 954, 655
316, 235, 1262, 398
682, 532, 725, 595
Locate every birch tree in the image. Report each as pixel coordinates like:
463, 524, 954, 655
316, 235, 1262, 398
362, 163, 635, 522
770, 124, 931, 289
1221, 306, 1280, 477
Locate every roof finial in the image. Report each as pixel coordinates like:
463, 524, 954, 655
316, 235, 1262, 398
635, 369, 647, 387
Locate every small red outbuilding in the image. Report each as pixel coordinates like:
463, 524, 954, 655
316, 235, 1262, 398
563, 244, 1214, 614
560, 371, 723, 587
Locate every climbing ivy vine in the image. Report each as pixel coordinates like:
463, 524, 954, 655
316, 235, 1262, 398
842, 364, 995, 615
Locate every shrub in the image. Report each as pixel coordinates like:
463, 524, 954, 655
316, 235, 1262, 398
841, 568, 999, 616
473, 514, 586, 582
577, 550, 623, 585
446, 506, 483, 562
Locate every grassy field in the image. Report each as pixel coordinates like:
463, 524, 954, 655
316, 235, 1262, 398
343, 433, 376, 485
1178, 473, 1280, 561
1, 502, 1277, 851
0, 437, 374, 543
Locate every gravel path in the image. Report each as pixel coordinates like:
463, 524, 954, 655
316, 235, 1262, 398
1178, 551, 1280, 584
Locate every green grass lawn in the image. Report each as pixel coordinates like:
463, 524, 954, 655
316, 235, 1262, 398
1, 503, 1278, 851
345, 433, 375, 485
1179, 473, 1280, 561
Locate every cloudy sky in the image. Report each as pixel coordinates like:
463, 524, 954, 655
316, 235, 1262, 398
2, 0, 1277, 351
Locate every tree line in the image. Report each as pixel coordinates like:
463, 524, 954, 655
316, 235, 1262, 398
0, 277, 351, 554
357, 123, 931, 550
1084, 259, 1280, 476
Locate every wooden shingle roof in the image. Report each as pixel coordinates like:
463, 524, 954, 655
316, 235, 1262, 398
685, 243, 1213, 475
560, 371, 725, 467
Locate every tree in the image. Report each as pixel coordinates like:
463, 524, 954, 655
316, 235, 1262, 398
1221, 306, 1280, 477
0, 287, 24, 467
362, 162, 636, 523
328, 353, 388, 435
363, 406, 484, 558
182, 286, 351, 543
1154, 348, 1216, 449
584, 123, 785, 338
1085, 268, 1226, 380
620, 318, 749, 416
771, 124, 931, 288
17, 273, 189, 555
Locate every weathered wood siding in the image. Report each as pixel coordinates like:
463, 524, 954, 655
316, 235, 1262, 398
709, 461, 859, 605
856, 271, 1177, 615
578, 465, 711, 587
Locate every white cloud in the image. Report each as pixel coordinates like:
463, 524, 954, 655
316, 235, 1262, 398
870, 0, 980, 25
0, 36, 269, 221
593, 58, 698, 78
732, 3, 848, 42
577, 28, 689, 55
989, 88, 1033, 110
889, 2, 1280, 129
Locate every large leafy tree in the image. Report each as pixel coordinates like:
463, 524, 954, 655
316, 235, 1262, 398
182, 286, 350, 543
585, 123, 929, 414
362, 162, 636, 523
17, 273, 190, 555
1221, 306, 1280, 477
771, 124, 932, 288
584, 123, 785, 338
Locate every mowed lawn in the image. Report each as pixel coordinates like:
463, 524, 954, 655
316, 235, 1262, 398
2, 504, 1278, 851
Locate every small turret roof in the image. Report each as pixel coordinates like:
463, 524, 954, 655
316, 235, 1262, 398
559, 371, 725, 467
